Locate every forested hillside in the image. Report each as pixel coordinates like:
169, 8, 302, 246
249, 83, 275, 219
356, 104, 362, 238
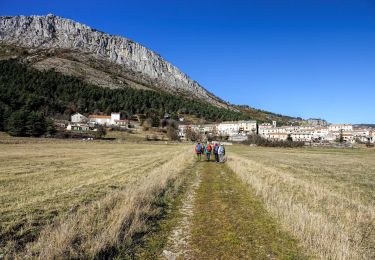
0, 59, 250, 136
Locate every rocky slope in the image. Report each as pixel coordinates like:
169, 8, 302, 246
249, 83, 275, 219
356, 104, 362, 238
0, 14, 228, 108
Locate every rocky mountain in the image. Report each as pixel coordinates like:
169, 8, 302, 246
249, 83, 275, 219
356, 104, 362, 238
0, 14, 228, 108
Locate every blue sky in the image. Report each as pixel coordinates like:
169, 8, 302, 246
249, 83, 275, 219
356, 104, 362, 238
1, 0, 375, 123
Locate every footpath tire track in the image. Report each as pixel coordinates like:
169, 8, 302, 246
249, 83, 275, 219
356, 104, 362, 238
187, 162, 305, 259
162, 163, 203, 260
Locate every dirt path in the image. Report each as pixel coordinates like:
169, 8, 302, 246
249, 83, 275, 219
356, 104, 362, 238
162, 163, 203, 259
162, 162, 304, 259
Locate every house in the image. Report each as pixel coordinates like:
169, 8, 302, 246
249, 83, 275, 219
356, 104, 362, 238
266, 133, 288, 141
114, 119, 129, 127
324, 132, 338, 142
342, 132, 355, 143
217, 121, 240, 136
312, 127, 329, 141
328, 124, 353, 132
66, 124, 92, 131
291, 132, 313, 142
71, 113, 88, 123
258, 123, 274, 135
89, 115, 111, 125
259, 123, 273, 129
238, 120, 257, 134
88, 112, 126, 126
202, 124, 218, 135
259, 125, 288, 136
178, 125, 188, 138
352, 129, 372, 143
54, 120, 69, 129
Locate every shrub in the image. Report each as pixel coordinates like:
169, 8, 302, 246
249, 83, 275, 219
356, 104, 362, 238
167, 126, 179, 141
243, 134, 304, 148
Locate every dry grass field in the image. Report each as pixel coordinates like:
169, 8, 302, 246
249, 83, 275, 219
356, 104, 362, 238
0, 136, 193, 258
1, 133, 374, 259
227, 146, 375, 259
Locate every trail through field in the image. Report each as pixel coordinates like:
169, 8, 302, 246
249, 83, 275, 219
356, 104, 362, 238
162, 161, 303, 259
162, 163, 202, 259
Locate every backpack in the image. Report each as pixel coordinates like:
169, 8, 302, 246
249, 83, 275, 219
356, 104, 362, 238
214, 145, 219, 153
206, 144, 212, 152
195, 144, 202, 153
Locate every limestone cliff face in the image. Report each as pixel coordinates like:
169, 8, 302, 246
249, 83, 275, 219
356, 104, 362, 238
0, 14, 227, 107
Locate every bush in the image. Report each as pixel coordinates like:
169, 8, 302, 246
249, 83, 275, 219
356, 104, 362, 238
185, 128, 202, 142
166, 125, 179, 141
142, 118, 152, 131
243, 134, 304, 148
95, 125, 107, 139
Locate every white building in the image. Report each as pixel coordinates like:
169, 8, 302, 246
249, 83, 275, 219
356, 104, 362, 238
352, 129, 372, 143
342, 132, 355, 143
238, 120, 257, 134
328, 124, 353, 132
266, 133, 288, 141
259, 126, 292, 136
324, 132, 338, 142
66, 124, 92, 131
312, 127, 329, 140
178, 125, 188, 138
200, 124, 217, 134
218, 121, 240, 136
259, 123, 273, 129
89, 115, 111, 125
71, 113, 88, 123
178, 124, 202, 139
88, 112, 126, 126
291, 132, 313, 142
258, 123, 274, 136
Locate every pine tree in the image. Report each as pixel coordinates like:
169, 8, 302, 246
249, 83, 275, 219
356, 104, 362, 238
26, 111, 46, 137
6, 110, 28, 136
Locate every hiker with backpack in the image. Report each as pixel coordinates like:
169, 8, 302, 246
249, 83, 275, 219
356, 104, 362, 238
218, 144, 226, 163
195, 142, 202, 161
213, 143, 220, 162
204, 142, 212, 161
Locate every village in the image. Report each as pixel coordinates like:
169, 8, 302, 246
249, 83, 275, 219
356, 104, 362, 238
178, 119, 375, 145
64, 112, 374, 145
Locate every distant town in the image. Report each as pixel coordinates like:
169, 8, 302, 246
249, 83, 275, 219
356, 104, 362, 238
178, 119, 374, 145
64, 112, 374, 145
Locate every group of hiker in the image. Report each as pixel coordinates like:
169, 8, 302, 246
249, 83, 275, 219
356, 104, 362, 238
194, 142, 226, 163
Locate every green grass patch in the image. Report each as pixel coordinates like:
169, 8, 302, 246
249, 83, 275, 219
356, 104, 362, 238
189, 162, 306, 259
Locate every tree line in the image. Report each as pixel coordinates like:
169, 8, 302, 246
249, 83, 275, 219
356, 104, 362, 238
0, 59, 250, 136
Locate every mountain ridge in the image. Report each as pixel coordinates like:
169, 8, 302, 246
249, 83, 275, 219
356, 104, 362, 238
0, 14, 300, 124
0, 14, 229, 108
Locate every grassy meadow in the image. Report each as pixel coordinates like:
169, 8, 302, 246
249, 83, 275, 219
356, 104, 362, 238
228, 146, 375, 259
0, 135, 193, 258
0, 133, 374, 259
